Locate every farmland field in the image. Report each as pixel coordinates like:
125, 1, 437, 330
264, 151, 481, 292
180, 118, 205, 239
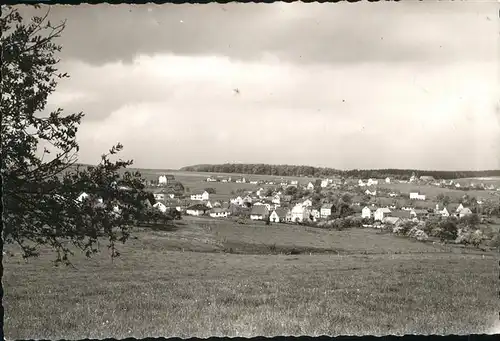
377, 182, 499, 201
4, 216, 499, 339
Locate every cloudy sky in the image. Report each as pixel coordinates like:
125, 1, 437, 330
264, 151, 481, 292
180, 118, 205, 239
18, 2, 500, 171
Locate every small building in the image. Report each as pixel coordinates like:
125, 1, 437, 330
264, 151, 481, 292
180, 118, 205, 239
374, 207, 392, 221
410, 209, 428, 219
230, 196, 244, 206
291, 204, 310, 223
383, 217, 402, 226
302, 199, 313, 207
365, 189, 377, 196
209, 208, 230, 218
269, 208, 290, 223
250, 205, 269, 221
385, 177, 391, 184
361, 206, 373, 219
272, 194, 281, 204
390, 210, 412, 220
458, 207, 473, 218
409, 192, 426, 200
158, 175, 168, 185
306, 182, 315, 190
191, 191, 210, 201
320, 204, 336, 219
77, 192, 89, 202
367, 178, 378, 186
153, 202, 168, 213
186, 204, 208, 216
320, 179, 330, 188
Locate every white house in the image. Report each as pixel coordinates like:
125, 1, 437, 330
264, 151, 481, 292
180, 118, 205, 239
365, 189, 377, 196
302, 199, 313, 207
291, 204, 310, 223
243, 195, 253, 204
230, 196, 244, 206
361, 206, 372, 219
209, 208, 229, 218
358, 180, 366, 187
374, 207, 392, 221
409, 192, 426, 200
389, 192, 398, 197
455, 203, 464, 213
385, 177, 391, 184
153, 202, 168, 213
367, 179, 378, 186
272, 194, 281, 204
158, 175, 168, 185
269, 208, 290, 223
77, 192, 89, 202
306, 182, 315, 190
186, 205, 207, 216
320, 204, 335, 219
256, 188, 265, 198
205, 201, 213, 209
291, 180, 298, 185
458, 207, 472, 218
320, 179, 329, 188
190, 191, 210, 201
455, 183, 461, 188
250, 181, 258, 185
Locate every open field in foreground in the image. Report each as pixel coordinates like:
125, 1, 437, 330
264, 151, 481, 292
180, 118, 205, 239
4, 217, 499, 339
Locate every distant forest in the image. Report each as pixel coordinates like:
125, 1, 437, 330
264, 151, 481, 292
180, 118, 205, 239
180, 164, 500, 180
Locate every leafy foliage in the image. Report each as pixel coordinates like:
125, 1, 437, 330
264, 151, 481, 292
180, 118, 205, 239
1, 7, 166, 265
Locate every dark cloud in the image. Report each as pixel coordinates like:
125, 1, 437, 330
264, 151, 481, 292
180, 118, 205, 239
16, 2, 497, 66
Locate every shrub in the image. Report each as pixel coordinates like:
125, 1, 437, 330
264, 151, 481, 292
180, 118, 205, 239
407, 227, 429, 241
456, 229, 484, 247
487, 233, 500, 248
437, 220, 458, 242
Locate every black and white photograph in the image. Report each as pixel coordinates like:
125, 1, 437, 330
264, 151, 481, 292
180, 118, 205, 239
2, 1, 500, 339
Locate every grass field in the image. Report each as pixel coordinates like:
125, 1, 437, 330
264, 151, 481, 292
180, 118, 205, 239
4, 216, 499, 339
377, 182, 499, 202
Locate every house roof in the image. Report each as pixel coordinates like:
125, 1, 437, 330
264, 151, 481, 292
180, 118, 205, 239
412, 209, 429, 215
273, 208, 290, 218
383, 217, 401, 225
210, 208, 228, 213
390, 210, 412, 218
251, 205, 269, 216
187, 204, 208, 211
377, 207, 392, 213
321, 203, 335, 209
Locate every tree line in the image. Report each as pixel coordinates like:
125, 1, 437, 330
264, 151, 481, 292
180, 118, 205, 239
180, 163, 500, 180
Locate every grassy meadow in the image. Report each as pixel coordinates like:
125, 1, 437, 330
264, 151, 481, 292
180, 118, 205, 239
4, 215, 499, 339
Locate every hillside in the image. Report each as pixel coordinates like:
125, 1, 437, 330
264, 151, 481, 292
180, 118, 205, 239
180, 163, 500, 180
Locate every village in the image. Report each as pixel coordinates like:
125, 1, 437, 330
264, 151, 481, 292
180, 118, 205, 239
139, 172, 500, 247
